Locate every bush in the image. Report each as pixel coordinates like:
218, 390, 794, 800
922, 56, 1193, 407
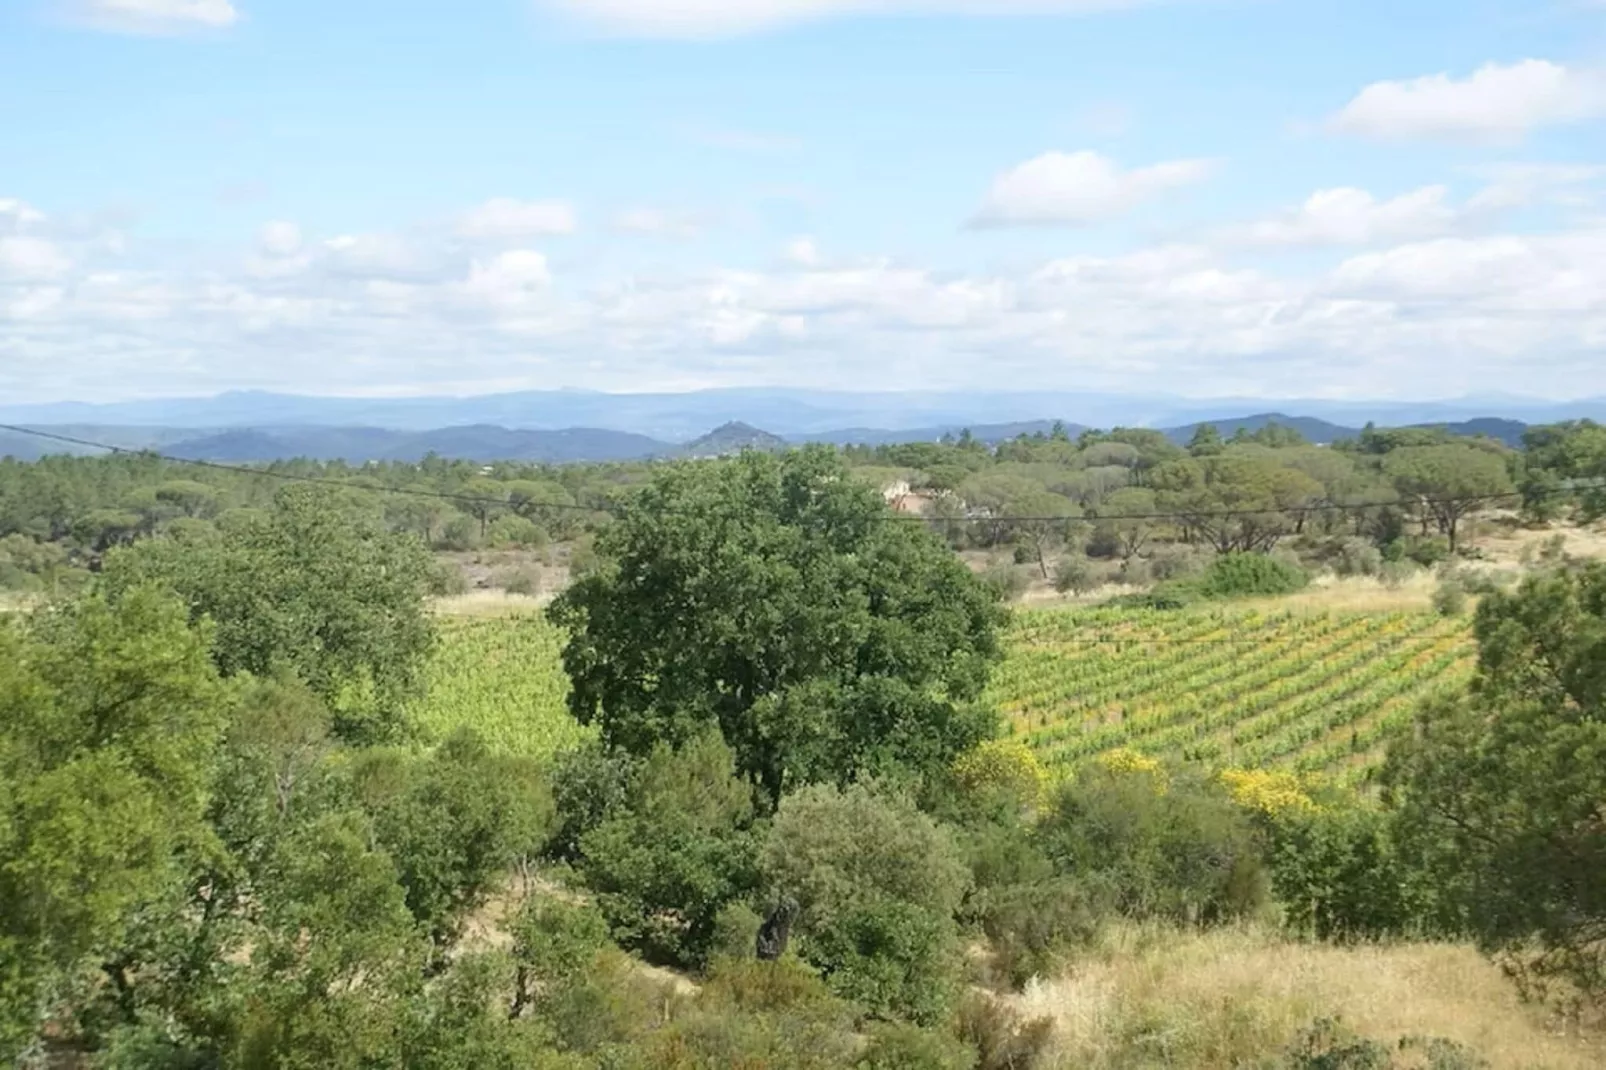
498, 566, 543, 596
1377, 560, 1417, 590
1194, 552, 1309, 600
709, 900, 765, 961
764, 783, 971, 1023
574, 733, 763, 968
1431, 578, 1467, 617
1148, 545, 1208, 582
487, 514, 548, 549
954, 993, 1056, 1070
858, 1022, 978, 1070
1036, 764, 1269, 925
1333, 538, 1384, 578
1052, 558, 1099, 596
982, 563, 1030, 602
977, 877, 1100, 988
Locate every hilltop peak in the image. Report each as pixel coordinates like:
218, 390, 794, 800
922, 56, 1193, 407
679, 421, 788, 458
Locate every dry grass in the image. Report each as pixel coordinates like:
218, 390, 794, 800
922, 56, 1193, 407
1008, 925, 1602, 1069
1247, 571, 1441, 614
431, 590, 553, 618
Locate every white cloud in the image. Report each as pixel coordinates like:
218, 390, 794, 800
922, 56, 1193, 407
7, 194, 1606, 402
457, 199, 578, 239
544, 0, 1167, 39
67, 0, 240, 34
1331, 60, 1606, 142
784, 237, 821, 266
613, 208, 703, 239
258, 221, 302, 258
456, 250, 554, 310
1464, 163, 1606, 211
0, 200, 48, 232
0, 237, 72, 281
1232, 186, 1460, 247
971, 150, 1216, 227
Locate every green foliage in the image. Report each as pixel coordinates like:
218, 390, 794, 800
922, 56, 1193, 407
103, 484, 438, 744
1261, 802, 1438, 941
764, 783, 969, 1022
1384, 563, 1606, 998
1280, 1018, 1488, 1070
0, 588, 226, 1060
409, 617, 586, 760
574, 733, 763, 967
1194, 551, 1309, 599
1037, 764, 1269, 925
550, 447, 1005, 804
352, 729, 555, 949
857, 1022, 978, 1070
1431, 576, 1467, 617
1382, 445, 1514, 553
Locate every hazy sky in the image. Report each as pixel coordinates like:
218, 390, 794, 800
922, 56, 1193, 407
3, 0, 1605, 402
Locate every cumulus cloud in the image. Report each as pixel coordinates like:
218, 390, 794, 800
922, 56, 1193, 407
258, 221, 303, 258
1330, 59, 1606, 142
543, 0, 1165, 38
6, 192, 1606, 401
457, 199, 578, 239
613, 208, 704, 239
1231, 186, 1460, 247
0, 200, 48, 231
971, 150, 1217, 227
0, 237, 73, 281
66, 0, 240, 34
784, 237, 821, 266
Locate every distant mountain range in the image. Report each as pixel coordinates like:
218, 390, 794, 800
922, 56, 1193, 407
0, 410, 1534, 464
3, 387, 1603, 441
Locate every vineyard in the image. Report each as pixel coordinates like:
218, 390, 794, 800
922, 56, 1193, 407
988, 606, 1476, 784
409, 615, 587, 759
413, 605, 1475, 783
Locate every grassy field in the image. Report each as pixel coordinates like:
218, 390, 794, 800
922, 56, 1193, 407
1010, 923, 1604, 1069
414, 602, 1475, 785
991, 606, 1474, 785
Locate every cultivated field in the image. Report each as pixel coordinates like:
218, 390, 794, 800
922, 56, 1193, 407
409, 616, 586, 759
416, 603, 1475, 784
991, 607, 1474, 784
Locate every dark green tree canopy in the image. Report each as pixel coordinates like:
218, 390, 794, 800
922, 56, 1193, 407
549, 447, 1006, 803
1384, 564, 1606, 996
101, 484, 438, 743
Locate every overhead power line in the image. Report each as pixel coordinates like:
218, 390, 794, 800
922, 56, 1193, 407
2, 422, 1600, 526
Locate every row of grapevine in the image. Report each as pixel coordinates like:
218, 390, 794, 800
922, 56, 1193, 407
987, 606, 1476, 780
409, 616, 592, 759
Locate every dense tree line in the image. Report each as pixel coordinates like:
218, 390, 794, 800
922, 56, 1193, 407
4, 417, 1583, 604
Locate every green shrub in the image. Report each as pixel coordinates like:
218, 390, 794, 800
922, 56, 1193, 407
764, 783, 970, 1023
1431, 578, 1467, 617
1052, 558, 1099, 596
982, 563, 1030, 602
954, 993, 1055, 1070
857, 1022, 978, 1070
1194, 552, 1309, 599
977, 877, 1100, 988
487, 514, 548, 549
709, 900, 765, 961
1280, 1018, 1488, 1070
1036, 765, 1269, 925
576, 733, 763, 968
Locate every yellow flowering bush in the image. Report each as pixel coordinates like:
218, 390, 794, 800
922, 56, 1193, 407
952, 739, 1049, 812
1219, 768, 1318, 817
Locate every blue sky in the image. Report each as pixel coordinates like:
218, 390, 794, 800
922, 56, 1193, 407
2, 0, 1605, 403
